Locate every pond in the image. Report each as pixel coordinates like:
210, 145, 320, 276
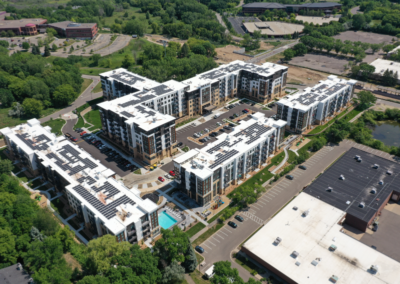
371, 121, 400, 147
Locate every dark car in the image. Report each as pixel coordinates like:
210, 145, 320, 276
177, 142, 183, 147
229, 116, 235, 119
229, 123, 235, 127
219, 129, 225, 132
235, 215, 244, 222
212, 132, 218, 137
251, 103, 255, 106
286, 175, 294, 180
372, 224, 378, 232
299, 165, 307, 170
195, 246, 204, 253
228, 221, 237, 228
200, 138, 206, 143
75, 128, 82, 132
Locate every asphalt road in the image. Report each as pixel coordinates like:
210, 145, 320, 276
198, 141, 355, 281
246, 41, 298, 64
39, 74, 102, 123
350, 6, 362, 14
161, 103, 276, 173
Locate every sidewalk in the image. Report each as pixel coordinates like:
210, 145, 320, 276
190, 226, 210, 242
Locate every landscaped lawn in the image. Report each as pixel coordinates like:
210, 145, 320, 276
80, 78, 93, 94
75, 115, 85, 129
190, 269, 210, 284
84, 110, 102, 130
185, 222, 206, 238
42, 118, 65, 135
92, 81, 103, 93
308, 107, 357, 135
80, 68, 112, 76
176, 117, 197, 128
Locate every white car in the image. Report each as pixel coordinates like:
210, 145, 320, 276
165, 174, 172, 179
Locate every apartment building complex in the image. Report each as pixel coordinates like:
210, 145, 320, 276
276, 75, 357, 133
0, 119, 159, 243
173, 112, 286, 206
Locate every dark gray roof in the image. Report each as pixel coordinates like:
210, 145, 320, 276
0, 264, 30, 284
304, 148, 400, 222
300, 2, 341, 8
150, 84, 174, 96
243, 2, 286, 8
291, 93, 328, 106
243, 2, 341, 9
209, 149, 239, 169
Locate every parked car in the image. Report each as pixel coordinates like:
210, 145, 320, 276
229, 116, 235, 119
216, 122, 222, 126
214, 114, 220, 119
177, 142, 183, 147
70, 137, 78, 142
251, 103, 255, 106
235, 215, 244, 222
224, 125, 230, 130
165, 174, 172, 179
169, 170, 175, 176
158, 177, 165, 182
65, 133, 72, 138
299, 165, 307, 170
195, 246, 204, 253
200, 138, 206, 143
286, 175, 294, 180
219, 129, 225, 132
228, 221, 237, 228
75, 128, 82, 132
80, 131, 87, 136
372, 224, 379, 232
229, 123, 235, 127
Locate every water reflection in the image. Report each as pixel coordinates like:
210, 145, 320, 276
371, 121, 400, 147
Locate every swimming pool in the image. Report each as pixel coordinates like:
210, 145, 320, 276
158, 211, 178, 229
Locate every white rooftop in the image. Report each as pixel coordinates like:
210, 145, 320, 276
100, 68, 160, 90
370, 59, 400, 76
125, 105, 176, 131
243, 192, 400, 284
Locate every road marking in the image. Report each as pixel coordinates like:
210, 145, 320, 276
215, 234, 224, 240
212, 237, 220, 243
268, 192, 277, 197
224, 228, 232, 234
242, 211, 264, 225
263, 195, 273, 200
208, 240, 216, 246
257, 199, 267, 205
203, 243, 212, 249
219, 230, 229, 237
252, 203, 263, 210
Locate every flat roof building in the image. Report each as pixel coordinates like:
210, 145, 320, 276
242, 2, 342, 15
276, 75, 357, 133
0, 18, 47, 35
173, 112, 286, 205
42, 21, 98, 39
370, 59, 400, 84
1, 119, 159, 243
242, 192, 400, 284
304, 147, 400, 232
243, 21, 304, 37
98, 61, 288, 164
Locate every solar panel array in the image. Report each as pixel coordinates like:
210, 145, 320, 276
120, 111, 134, 118
73, 184, 135, 219
209, 149, 239, 169
77, 176, 97, 185
135, 105, 156, 116
151, 84, 173, 96
234, 123, 272, 145
206, 141, 229, 154
110, 71, 146, 86
119, 91, 156, 108
16, 133, 50, 151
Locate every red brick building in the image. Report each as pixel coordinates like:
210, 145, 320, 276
45, 21, 98, 39
0, 18, 47, 35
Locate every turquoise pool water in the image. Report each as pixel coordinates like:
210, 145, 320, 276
158, 211, 178, 229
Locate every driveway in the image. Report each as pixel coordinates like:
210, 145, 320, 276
40, 74, 102, 123
198, 142, 354, 281
246, 41, 298, 64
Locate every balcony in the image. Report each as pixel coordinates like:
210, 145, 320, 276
128, 236, 137, 243
127, 230, 136, 237
142, 226, 150, 233
142, 221, 150, 227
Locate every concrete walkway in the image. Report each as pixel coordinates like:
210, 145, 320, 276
189, 226, 210, 242
185, 274, 196, 284
271, 145, 289, 174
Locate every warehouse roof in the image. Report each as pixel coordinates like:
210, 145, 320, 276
304, 147, 400, 222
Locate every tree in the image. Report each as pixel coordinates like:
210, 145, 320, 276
122, 54, 135, 68
355, 91, 376, 110
293, 43, 307, 56
311, 137, 327, 151
0, 228, 18, 266
32, 265, 72, 284
77, 275, 111, 284
52, 43, 58, 51
55, 226, 75, 253
53, 84, 77, 107
0, 159, 13, 175
123, 19, 148, 36
32, 210, 59, 238
8, 102, 24, 118
22, 98, 43, 118
91, 54, 101, 66
43, 45, 51, 57
69, 46, 74, 53
161, 260, 185, 284
212, 261, 243, 284
111, 245, 162, 283
383, 44, 394, 53
359, 63, 375, 80
283, 48, 295, 61
0, 88, 15, 107
7, 30, 15, 37
22, 41, 30, 50
370, 43, 382, 54
31, 45, 40, 55
155, 226, 190, 264
46, 28, 58, 37
183, 243, 197, 272
151, 22, 160, 34
86, 234, 131, 274
178, 43, 190, 58
382, 69, 398, 87
24, 237, 64, 272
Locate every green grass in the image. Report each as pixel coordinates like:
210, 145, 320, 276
229, 99, 240, 104
75, 115, 84, 129
245, 49, 267, 56
42, 118, 65, 135
308, 107, 352, 135
80, 68, 112, 76
195, 252, 204, 265
176, 118, 197, 128
192, 223, 224, 247
287, 150, 298, 164
84, 110, 102, 130
80, 78, 92, 94
76, 97, 104, 113
344, 108, 362, 122
92, 81, 103, 93
190, 270, 210, 284
182, 146, 190, 152
267, 41, 283, 47
186, 222, 206, 238
207, 208, 227, 224
133, 169, 141, 175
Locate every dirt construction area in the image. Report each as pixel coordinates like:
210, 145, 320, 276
215, 42, 274, 64
289, 53, 349, 75
333, 31, 396, 44
286, 65, 329, 86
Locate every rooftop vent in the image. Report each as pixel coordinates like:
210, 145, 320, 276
379, 180, 384, 185
274, 237, 282, 245
293, 206, 298, 211
371, 188, 377, 194
346, 200, 351, 205
387, 170, 393, 175
339, 174, 345, 180
329, 275, 339, 283
373, 164, 379, 169
370, 265, 379, 273
355, 155, 361, 159
302, 210, 310, 217
359, 202, 365, 208
291, 251, 299, 258
295, 261, 301, 266
326, 186, 333, 192
311, 260, 319, 266
329, 244, 337, 251
357, 157, 362, 162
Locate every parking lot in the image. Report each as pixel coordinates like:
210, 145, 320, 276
161, 102, 276, 172
63, 119, 139, 177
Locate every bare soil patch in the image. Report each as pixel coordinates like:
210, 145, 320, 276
215, 42, 273, 64
286, 65, 328, 86
333, 31, 395, 45
289, 53, 349, 75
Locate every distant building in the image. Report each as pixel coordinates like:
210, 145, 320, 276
0, 263, 31, 284
0, 18, 47, 35
44, 21, 98, 39
276, 75, 357, 133
370, 58, 400, 84
243, 21, 304, 37
173, 112, 286, 205
242, 2, 342, 15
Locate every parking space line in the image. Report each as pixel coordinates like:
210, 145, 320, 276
203, 243, 212, 249
219, 230, 228, 237
224, 228, 232, 234
263, 195, 273, 200
212, 237, 220, 243
252, 204, 262, 210
207, 240, 216, 246
215, 234, 224, 240
257, 200, 267, 205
